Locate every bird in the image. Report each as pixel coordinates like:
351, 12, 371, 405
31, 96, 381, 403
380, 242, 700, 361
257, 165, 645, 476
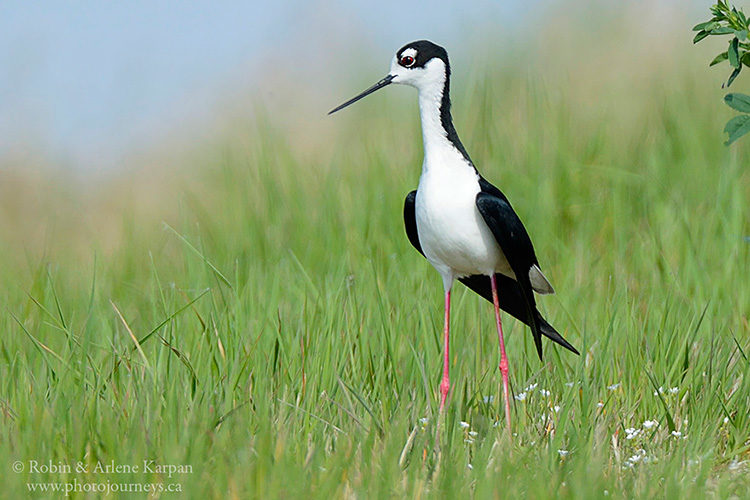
329, 40, 579, 433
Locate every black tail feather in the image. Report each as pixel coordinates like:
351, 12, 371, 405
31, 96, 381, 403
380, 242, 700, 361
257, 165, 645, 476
538, 313, 579, 356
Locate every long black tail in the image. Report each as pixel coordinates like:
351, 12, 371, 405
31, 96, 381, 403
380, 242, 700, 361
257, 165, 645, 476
458, 273, 579, 359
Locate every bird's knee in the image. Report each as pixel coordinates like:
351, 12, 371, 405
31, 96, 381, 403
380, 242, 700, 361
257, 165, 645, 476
499, 357, 509, 375
440, 377, 450, 396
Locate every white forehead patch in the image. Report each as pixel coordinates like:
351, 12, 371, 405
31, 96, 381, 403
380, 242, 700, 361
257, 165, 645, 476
400, 47, 417, 59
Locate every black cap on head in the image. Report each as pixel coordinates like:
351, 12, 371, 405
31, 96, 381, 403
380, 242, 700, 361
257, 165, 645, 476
396, 40, 449, 70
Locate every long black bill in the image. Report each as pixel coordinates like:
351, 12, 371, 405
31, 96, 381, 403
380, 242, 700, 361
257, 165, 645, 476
328, 74, 395, 115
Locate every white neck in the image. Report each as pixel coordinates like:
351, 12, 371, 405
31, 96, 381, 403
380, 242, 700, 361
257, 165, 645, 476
413, 60, 469, 173
417, 82, 449, 161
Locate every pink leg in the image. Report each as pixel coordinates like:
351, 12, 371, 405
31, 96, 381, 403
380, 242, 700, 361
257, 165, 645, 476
439, 290, 451, 412
490, 274, 512, 436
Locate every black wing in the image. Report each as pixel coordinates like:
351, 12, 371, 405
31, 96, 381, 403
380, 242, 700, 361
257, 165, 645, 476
475, 188, 545, 358
403, 190, 578, 358
403, 191, 423, 255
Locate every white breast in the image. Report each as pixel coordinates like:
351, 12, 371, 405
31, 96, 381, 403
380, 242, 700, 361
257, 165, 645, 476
415, 154, 513, 287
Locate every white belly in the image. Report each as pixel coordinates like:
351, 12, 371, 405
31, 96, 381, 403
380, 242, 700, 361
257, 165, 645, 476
415, 165, 513, 283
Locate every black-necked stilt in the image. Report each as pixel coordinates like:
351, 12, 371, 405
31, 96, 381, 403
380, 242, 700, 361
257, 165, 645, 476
329, 40, 579, 433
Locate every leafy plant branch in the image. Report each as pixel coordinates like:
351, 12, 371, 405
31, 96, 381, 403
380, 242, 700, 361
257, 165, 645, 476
693, 0, 750, 144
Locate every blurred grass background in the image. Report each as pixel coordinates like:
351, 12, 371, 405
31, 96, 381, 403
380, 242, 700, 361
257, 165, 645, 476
1, 2, 749, 498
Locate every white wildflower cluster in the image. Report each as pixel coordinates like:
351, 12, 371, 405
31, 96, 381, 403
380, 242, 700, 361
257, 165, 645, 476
625, 418, 661, 440
419, 417, 429, 427
625, 427, 641, 440
653, 386, 679, 396
514, 382, 553, 401
623, 448, 655, 468
607, 383, 621, 391
557, 449, 569, 457
728, 459, 748, 472
459, 421, 478, 445
642, 419, 659, 430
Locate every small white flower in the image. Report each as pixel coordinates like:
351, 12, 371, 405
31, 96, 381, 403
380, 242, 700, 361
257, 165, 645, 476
464, 438, 475, 444
728, 459, 747, 471
607, 383, 620, 391
668, 387, 679, 394
723, 417, 730, 424
625, 449, 647, 466
419, 417, 429, 425
493, 421, 500, 427
553, 405, 561, 412
467, 463, 473, 470
671, 431, 682, 438
653, 386, 665, 396
565, 382, 574, 387
540, 389, 551, 397
468, 430, 478, 438
525, 383, 538, 391
514, 392, 527, 401
604, 490, 609, 496
459, 421, 470, 429
597, 401, 604, 408
483, 395, 495, 403
557, 449, 569, 457
625, 427, 641, 440
642, 419, 659, 429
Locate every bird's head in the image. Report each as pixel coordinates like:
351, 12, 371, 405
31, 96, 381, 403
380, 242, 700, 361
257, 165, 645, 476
328, 40, 449, 115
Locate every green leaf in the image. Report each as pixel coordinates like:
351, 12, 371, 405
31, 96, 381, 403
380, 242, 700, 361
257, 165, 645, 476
710, 52, 729, 66
743, 52, 750, 67
729, 38, 740, 68
725, 66, 742, 87
725, 93, 750, 113
693, 21, 713, 31
724, 114, 750, 145
693, 31, 709, 44
704, 21, 721, 32
711, 26, 735, 34
738, 10, 748, 26
724, 114, 750, 138
645, 370, 676, 433
736, 29, 749, 41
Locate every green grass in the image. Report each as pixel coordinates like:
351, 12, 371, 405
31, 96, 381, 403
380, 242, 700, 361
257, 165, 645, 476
1, 46, 749, 498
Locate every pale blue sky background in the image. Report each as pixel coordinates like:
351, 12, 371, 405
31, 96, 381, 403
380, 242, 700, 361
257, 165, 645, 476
0, 0, 703, 169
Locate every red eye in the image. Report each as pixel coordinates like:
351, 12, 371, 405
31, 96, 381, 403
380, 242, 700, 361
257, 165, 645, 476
400, 55, 415, 67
